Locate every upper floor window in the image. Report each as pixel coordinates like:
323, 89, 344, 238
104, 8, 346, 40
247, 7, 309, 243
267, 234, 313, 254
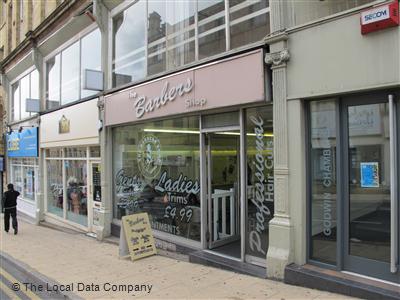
11, 69, 39, 121
46, 28, 101, 110
112, 0, 270, 88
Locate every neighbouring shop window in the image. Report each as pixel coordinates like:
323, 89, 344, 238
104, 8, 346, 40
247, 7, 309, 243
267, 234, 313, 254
66, 160, 88, 227
11, 69, 39, 121
90, 146, 101, 158
46, 28, 101, 109
309, 100, 337, 265
47, 160, 63, 217
10, 158, 38, 202
64, 147, 87, 158
45, 146, 99, 227
245, 106, 274, 259
112, 0, 270, 88
113, 116, 201, 241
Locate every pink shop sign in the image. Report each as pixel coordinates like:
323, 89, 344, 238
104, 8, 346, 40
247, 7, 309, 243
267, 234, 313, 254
105, 49, 265, 126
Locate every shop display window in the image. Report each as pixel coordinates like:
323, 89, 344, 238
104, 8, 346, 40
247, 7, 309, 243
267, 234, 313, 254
47, 160, 63, 217
112, 116, 201, 241
45, 146, 99, 227
10, 158, 39, 202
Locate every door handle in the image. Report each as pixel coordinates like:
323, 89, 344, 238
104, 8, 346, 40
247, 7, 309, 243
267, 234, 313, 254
389, 95, 398, 273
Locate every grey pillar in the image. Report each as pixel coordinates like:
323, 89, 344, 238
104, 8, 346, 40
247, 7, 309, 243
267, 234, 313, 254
94, 0, 112, 240
264, 32, 292, 279
33, 47, 44, 225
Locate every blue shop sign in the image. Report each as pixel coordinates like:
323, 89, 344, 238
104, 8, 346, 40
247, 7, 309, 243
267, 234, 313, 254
7, 127, 39, 157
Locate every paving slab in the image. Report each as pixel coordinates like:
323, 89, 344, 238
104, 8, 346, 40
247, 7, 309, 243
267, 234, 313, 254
0, 217, 357, 299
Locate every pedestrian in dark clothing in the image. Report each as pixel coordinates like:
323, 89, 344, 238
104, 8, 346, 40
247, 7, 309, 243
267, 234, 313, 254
2, 183, 19, 235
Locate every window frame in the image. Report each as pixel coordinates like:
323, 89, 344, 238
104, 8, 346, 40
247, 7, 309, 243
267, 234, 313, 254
43, 24, 101, 110
44, 146, 101, 229
9, 66, 39, 123
109, 0, 271, 89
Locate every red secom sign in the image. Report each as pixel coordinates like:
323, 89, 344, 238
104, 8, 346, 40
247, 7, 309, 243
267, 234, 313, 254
360, 1, 399, 35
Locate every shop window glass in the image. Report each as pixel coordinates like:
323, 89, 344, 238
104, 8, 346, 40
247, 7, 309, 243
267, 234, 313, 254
46, 148, 63, 158
9, 159, 38, 202
64, 147, 87, 158
112, 0, 146, 87
309, 100, 337, 265
61, 41, 80, 104
81, 28, 102, 98
90, 146, 101, 158
46, 54, 61, 109
245, 106, 274, 258
66, 160, 88, 226
23, 166, 36, 201
198, 0, 226, 60
202, 111, 239, 129
47, 160, 63, 217
113, 116, 201, 241
12, 164, 23, 194
229, 0, 270, 49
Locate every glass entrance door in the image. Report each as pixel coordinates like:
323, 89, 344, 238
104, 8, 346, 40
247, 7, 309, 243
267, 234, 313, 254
206, 131, 241, 257
344, 100, 399, 282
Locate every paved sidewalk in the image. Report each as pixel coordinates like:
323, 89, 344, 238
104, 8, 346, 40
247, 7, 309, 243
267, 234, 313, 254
0, 218, 356, 299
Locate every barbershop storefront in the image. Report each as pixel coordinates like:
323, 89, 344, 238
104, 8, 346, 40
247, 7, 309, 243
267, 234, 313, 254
40, 99, 101, 232
6, 127, 39, 219
105, 49, 274, 266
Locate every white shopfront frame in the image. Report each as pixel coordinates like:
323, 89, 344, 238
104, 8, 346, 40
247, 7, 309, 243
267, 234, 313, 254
44, 146, 100, 232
